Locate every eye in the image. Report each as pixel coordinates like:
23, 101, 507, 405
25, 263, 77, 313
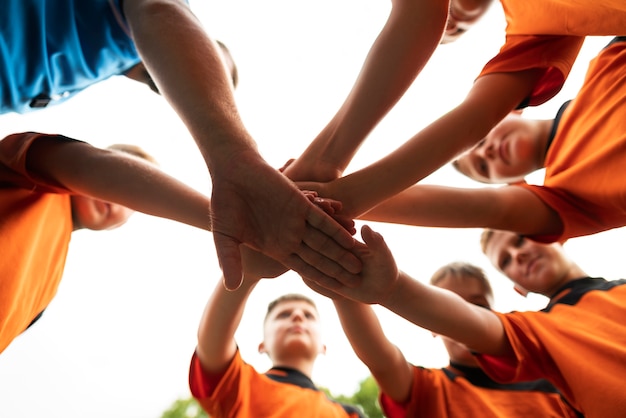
500, 254, 511, 271
515, 236, 525, 247
276, 311, 290, 319
479, 158, 488, 176
304, 312, 315, 320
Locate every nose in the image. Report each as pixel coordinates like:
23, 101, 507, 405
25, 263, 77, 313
290, 309, 305, 322
511, 247, 529, 265
478, 139, 496, 160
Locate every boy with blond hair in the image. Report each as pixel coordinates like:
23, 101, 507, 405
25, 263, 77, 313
307, 225, 626, 417
0, 131, 215, 354
332, 261, 581, 417
296, 37, 626, 245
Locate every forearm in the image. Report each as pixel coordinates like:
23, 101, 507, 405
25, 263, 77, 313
333, 298, 412, 402
26, 137, 212, 231
123, 0, 258, 171
334, 107, 495, 216
328, 73, 538, 215
362, 184, 562, 237
358, 184, 501, 227
294, 0, 448, 177
196, 278, 258, 373
382, 272, 508, 355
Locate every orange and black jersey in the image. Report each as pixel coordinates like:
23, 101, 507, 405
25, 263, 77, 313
477, 277, 626, 418
380, 363, 581, 417
190, 350, 363, 418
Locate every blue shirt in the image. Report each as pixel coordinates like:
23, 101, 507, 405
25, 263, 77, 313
0, 0, 140, 114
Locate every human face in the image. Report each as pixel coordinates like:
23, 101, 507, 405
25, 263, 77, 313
441, 0, 493, 44
260, 300, 325, 362
71, 196, 134, 231
455, 114, 545, 184
484, 231, 573, 296
435, 275, 492, 365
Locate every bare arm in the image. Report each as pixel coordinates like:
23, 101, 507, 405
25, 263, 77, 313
333, 298, 413, 403
306, 225, 510, 356
195, 276, 259, 374
383, 271, 510, 356
285, 0, 449, 181
322, 71, 542, 213
25, 135, 212, 231
360, 184, 563, 237
122, 0, 252, 164
122, 0, 362, 291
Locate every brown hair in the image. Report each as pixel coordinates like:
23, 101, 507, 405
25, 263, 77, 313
430, 261, 493, 301
106, 143, 158, 165
265, 293, 317, 322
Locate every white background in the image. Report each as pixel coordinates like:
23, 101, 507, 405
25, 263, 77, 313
0, 1, 618, 417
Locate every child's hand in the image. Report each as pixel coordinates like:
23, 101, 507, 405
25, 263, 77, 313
303, 224, 399, 305
302, 190, 355, 235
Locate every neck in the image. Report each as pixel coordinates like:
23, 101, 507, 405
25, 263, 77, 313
534, 119, 553, 169
544, 264, 588, 297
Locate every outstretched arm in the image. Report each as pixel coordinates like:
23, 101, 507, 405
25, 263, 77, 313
296, 180, 562, 238
327, 71, 542, 213
122, 0, 361, 290
360, 184, 563, 237
195, 276, 259, 375
283, 0, 449, 182
333, 298, 413, 403
306, 225, 510, 356
19, 133, 212, 231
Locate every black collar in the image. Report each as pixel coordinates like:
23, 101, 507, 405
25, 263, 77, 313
265, 366, 317, 390
265, 366, 365, 417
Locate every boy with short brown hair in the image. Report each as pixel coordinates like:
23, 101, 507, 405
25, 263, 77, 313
332, 261, 580, 417
190, 268, 364, 417
309, 225, 626, 417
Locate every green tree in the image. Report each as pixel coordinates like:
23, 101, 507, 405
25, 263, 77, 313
161, 397, 208, 418
323, 375, 383, 418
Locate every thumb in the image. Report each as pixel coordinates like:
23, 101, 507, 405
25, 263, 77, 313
360, 224, 385, 249
213, 232, 244, 291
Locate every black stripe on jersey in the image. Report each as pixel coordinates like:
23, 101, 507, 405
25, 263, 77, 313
543, 277, 626, 313
442, 363, 559, 393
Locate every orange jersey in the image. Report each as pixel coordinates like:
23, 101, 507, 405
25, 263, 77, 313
476, 278, 626, 417
380, 364, 580, 418
479, 0, 626, 106
0, 132, 74, 354
189, 350, 362, 418
517, 38, 626, 242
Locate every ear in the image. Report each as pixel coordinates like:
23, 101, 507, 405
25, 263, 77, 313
513, 285, 529, 297
319, 344, 327, 356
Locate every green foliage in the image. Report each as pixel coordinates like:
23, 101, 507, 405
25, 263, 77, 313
321, 375, 383, 418
160, 397, 209, 418
162, 375, 382, 418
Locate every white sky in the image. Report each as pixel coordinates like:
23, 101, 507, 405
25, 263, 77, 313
0, 1, 619, 417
